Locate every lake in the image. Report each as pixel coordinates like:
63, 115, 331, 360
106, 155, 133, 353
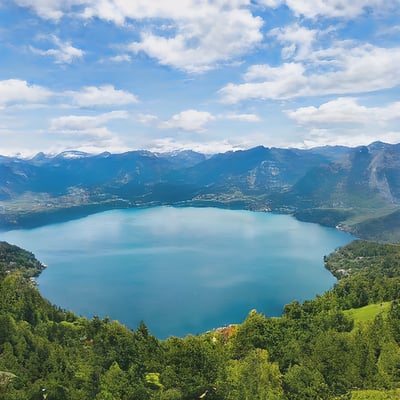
1, 206, 354, 338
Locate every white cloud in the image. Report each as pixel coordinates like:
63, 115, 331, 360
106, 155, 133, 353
243, 63, 301, 82
136, 113, 159, 124
15, 1, 264, 73
302, 129, 400, 149
17, 0, 394, 21
138, 110, 261, 127
80, 1, 257, 25
127, 8, 263, 73
286, 98, 400, 148
14, 0, 79, 20
0, 79, 52, 108
268, 23, 318, 60
30, 35, 84, 64
287, 97, 400, 126
67, 85, 138, 107
50, 110, 128, 136
224, 113, 261, 122
309, 45, 400, 94
377, 24, 400, 37
283, 0, 386, 19
137, 110, 261, 132
16, 0, 395, 75
0, 81, 139, 111
5, 0, 399, 156
145, 128, 295, 154
220, 45, 400, 102
108, 54, 131, 63
221, 62, 307, 102
161, 109, 216, 132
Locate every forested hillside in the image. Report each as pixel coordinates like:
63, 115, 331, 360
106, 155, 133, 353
1, 240, 400, 399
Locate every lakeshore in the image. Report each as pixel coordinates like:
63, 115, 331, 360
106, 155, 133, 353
1, 206, 354, 338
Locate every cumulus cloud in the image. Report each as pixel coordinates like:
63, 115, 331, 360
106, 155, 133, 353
0, 79, 52, 108
0, 81, 139, 111
287, 97, 400, 126
17, 0, 391, 21
268, 23, 318, 60
285, 97, 400, 148
127, 7, 263, 73
15, 0, 264, 73
160, 109, 216, 133
308, 45, 400, 94
66, 85, 138, 107
220, 45, 400, 102
221, 62, 307, 102
50, 110, 128, 136
14, 0, 395, 74
138, 110, 260, 132
14, 0, 81, 20
30, 35, 84, 64
284, 0, 387, 19
302, 128, 400, 149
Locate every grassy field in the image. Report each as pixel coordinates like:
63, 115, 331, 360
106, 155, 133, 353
344, 301, 391, 324
346, 389, 400, 399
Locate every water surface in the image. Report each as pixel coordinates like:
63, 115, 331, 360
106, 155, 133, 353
1, 207, 354, 338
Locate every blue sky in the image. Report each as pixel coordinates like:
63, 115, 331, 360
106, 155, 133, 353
0, 0, 399, 156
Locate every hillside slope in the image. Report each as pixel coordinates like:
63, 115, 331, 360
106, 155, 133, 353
2, 241, 400, 398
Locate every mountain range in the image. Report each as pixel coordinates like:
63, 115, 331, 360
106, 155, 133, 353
0, 142, 399, 242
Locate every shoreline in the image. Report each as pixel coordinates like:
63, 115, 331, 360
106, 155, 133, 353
0, 200, 351, 234
2, 206, 352, 338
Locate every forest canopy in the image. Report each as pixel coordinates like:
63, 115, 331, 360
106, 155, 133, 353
1, 240, 400, 399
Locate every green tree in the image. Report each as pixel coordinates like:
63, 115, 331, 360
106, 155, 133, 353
283, 364, 330, 400
96, 362, 131, 400
222, 349, 283, 400
230, 310, 270, 358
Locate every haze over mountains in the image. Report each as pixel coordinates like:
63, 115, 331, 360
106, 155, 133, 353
0, 142, 399, 242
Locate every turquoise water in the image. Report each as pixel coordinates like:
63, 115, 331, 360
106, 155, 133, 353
1, 207, 354, 338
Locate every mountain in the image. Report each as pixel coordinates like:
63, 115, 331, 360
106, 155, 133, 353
156, 149, 207, 168
0, 150, 172, 197
286, 142, 400, 239
0, 143, 399, 241
308, 144, 354, 160
349, 209, 400, 243
288, 142, 400, 208
173, 146, 329, 191
0, 160, 38, 200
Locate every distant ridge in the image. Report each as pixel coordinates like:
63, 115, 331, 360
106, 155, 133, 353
0, 142, 399, 242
